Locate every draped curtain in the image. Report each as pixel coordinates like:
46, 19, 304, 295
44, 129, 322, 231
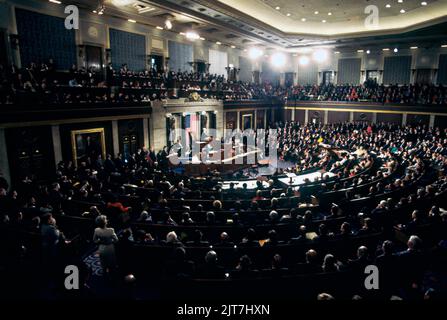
383, 56, 412, 85
337, 58, 361, 85
168, 41, 193, 72
297, 63, 318, 85
209, 49, 228, 77
437, 54, 447, 85
109, 29, 146, 71
15, 9, 76, 70
239, 56, 252, 83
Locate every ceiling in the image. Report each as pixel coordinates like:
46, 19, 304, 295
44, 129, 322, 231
218, 0, 447, 35
74, 0, 447, 50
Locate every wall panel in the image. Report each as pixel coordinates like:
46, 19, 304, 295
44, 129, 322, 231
168, 41, 193, 72
110, 28, 146, 71
16, 8, 76, 69
337, 58, 361, 84
383, 56, 412, 84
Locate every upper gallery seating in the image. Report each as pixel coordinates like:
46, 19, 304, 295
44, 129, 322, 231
1, 61, 446, 106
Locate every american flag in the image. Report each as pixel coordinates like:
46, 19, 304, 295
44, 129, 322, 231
185, 113, 199, 147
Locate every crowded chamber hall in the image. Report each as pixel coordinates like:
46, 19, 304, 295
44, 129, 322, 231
0, 0, 446, 302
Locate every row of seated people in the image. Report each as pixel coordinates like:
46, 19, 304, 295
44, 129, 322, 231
246, 80, 447, 105
2, 60, 447, 105
2, 199, 445, 299
0, 121, 446, 299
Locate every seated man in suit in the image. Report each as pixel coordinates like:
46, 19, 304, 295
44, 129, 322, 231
231, 255, 259, 279
396, 235, 427, 293
295, 249, 323, 274
196, 250, 225, 279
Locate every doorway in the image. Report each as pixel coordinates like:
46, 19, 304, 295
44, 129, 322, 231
366, 70, 379, 82
253, 71, 260, 85
0, 29, 8, 67
285, 72, 294, 87
196, 61, 206, 74
415, 69, 433, 84
85, 45, 103, 72
322, 71, 334, 85
150, 54, 164, 72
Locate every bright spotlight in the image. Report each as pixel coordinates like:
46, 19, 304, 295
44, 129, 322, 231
185, 31, 200, 40
313, 49, 329, 63
271, 52, 287, 67
111, 0, 133, 6
165, 19, 173, 30
299, 56, 310, 66
249, 47, 263, 60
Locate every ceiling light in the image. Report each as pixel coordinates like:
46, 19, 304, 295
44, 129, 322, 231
286, 13, 291, 17
322, 20, 327, 23
301, 18, 306, 22
313, 49, 329, 62
165, 19, 173, 30
386, 4, 391, 8
271, 52, 287, 68
231, 45, 236, 49
410, 46, 418, 49
398, 0, 403, 3
442, 44, 447, 48
357, 49, 364, 53
314, 11, 319, 14
94, 3, 105, 15
216, 41, 222, 45
421, 1, 427, 5
127, 19, 136, 23
185, 31, 200, 40
112, 0, 133, 6
299, 56, 310, 65
275, 6, 280, 10
394, 48, 399, 53
249, 47, 263, 59
400, 9, 406, 13
328, 12, 332, 16
156, 26, 164, 30
49, 0, 62, 4
383, 48, 390, 51
334, 51, 340, 54
137, 6, 155, 14
199, 37, 205, 40
366, 50, 371, 54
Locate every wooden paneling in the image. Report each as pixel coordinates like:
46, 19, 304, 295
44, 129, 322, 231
328, 111, 349, 123
377, 113, 403, 124
354, 112, 373, 122
406, 114, 430, 126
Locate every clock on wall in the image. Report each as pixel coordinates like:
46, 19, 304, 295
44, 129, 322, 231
88, 26, 98, 38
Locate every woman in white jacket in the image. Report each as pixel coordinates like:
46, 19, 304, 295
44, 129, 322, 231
93, 215, 118, 274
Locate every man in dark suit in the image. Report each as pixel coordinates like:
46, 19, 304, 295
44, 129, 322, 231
289, 225, 307, 244
214, 232, 234, 247
196, 251, 225, 279
48, 182, 63, 213
104, 154, 116, 174
396, 235, 427, 293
